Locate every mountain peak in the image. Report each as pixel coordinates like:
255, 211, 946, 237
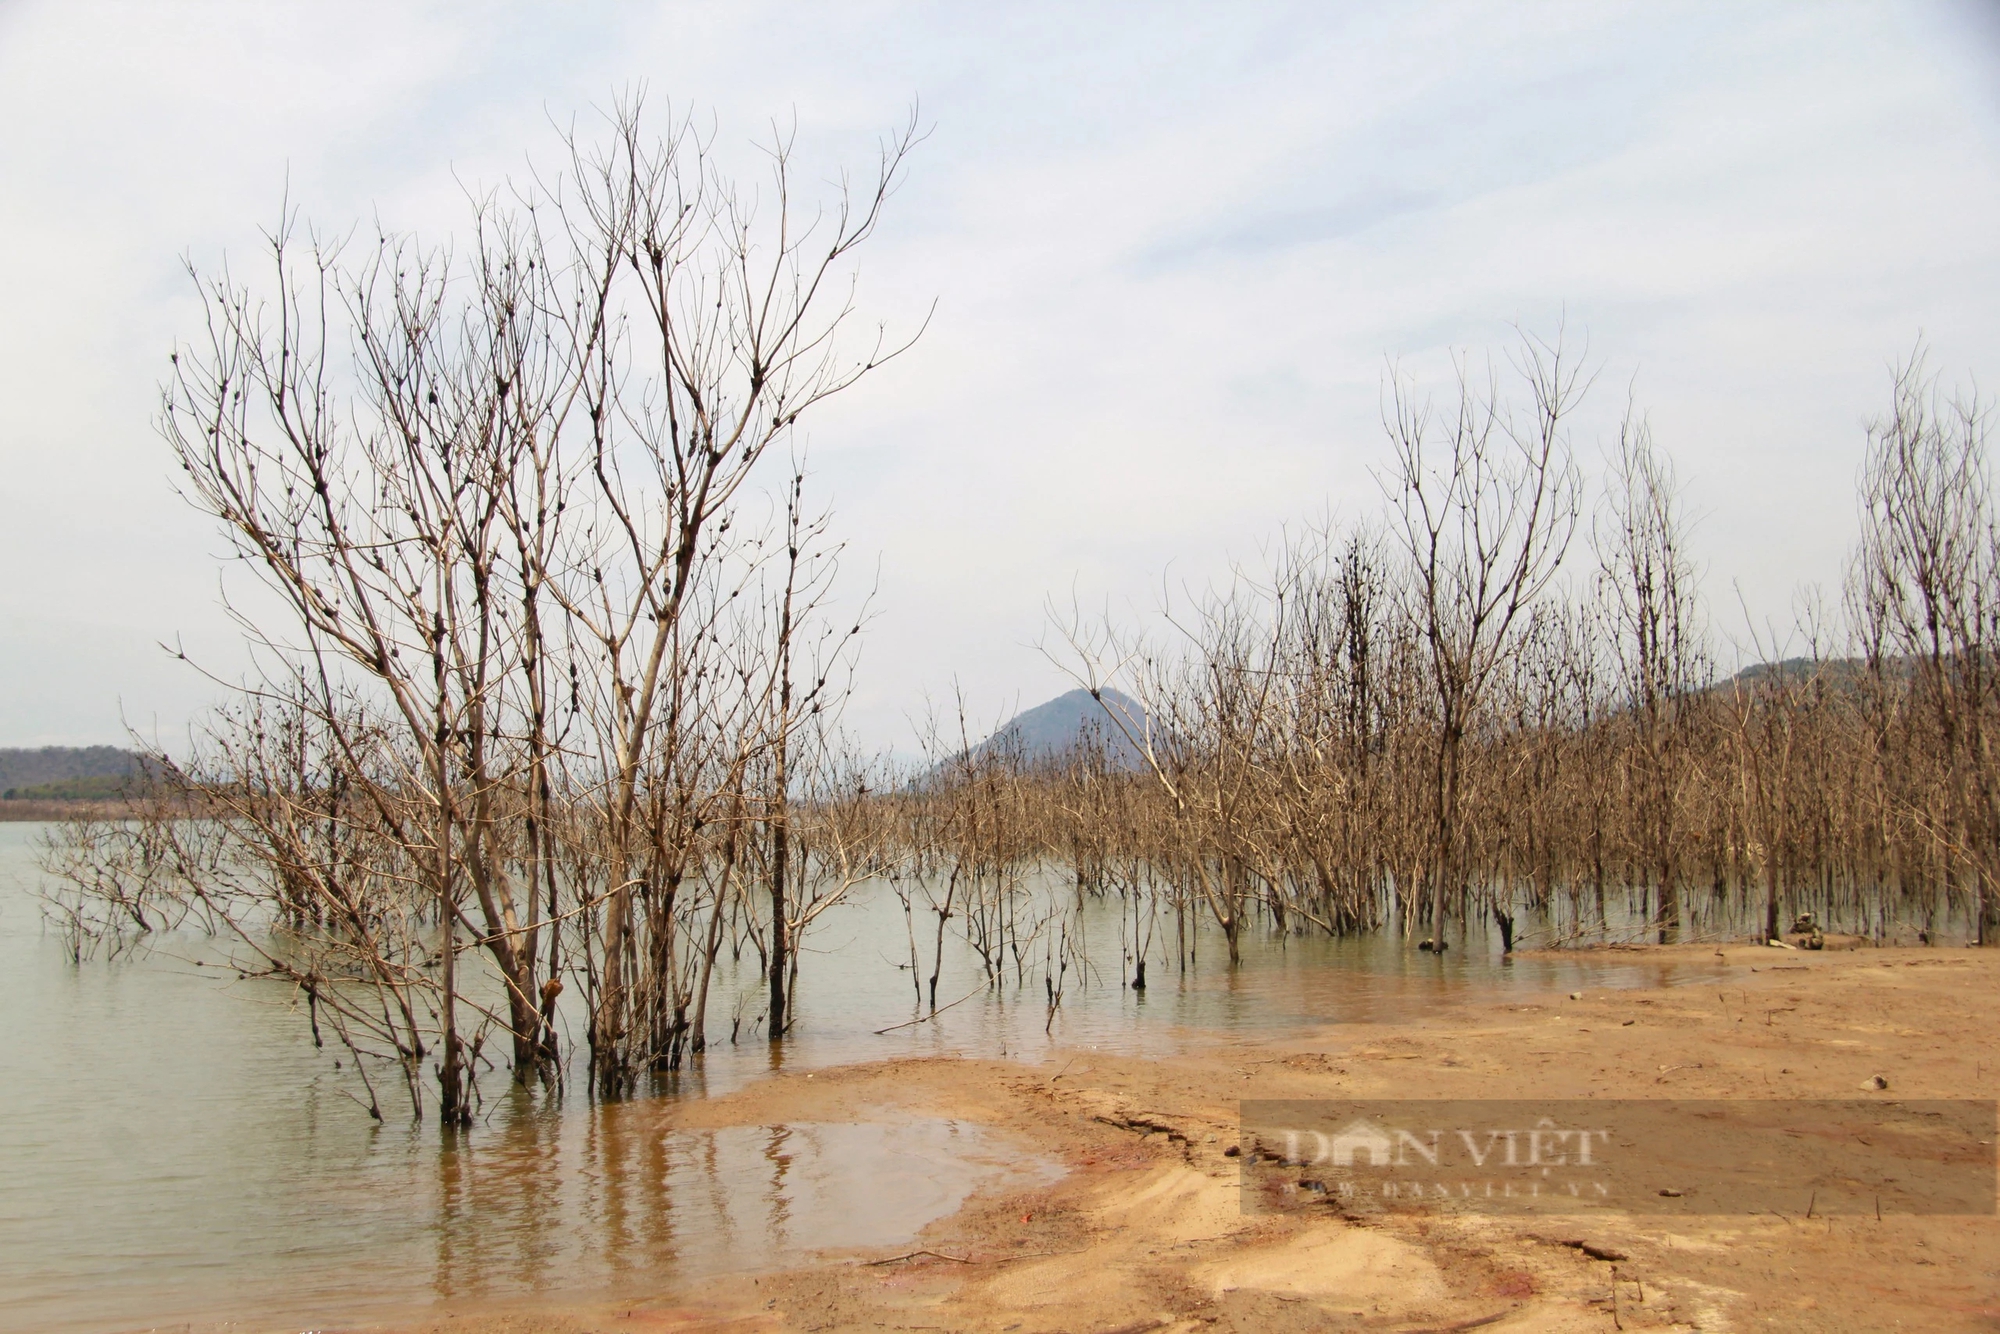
967, 687, 1147, 768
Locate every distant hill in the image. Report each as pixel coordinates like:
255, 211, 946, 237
1728, 656, 1871, 684
966, 688, 1150, 770
0, 746, 141, 800
1717, 656, 1907, 698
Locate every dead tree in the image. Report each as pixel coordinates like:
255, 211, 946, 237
1595, 409, 1707, 941
1381, 331, 1584, 948
1852, 348, 1999, 942
50, 94, 920, 1123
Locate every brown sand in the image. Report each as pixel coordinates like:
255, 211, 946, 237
384, 945, 1999, 1333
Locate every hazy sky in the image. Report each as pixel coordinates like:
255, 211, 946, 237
2, 1, 1997, 752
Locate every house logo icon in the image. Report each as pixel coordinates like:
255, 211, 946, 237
1327, 1118, 1396, 1167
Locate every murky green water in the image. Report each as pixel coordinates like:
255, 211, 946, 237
0, 822, 1719, 1333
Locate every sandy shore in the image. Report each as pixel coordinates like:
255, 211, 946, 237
379, 944, 1997, 1334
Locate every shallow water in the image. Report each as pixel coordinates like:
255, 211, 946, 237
0, 822, 1723, 1333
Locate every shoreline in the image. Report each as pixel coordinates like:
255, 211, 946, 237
0, 800, 136, 822
333, 943, 2000, 1334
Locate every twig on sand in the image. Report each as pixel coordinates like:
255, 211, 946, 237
1542, 1237, 1629, 1262
865, 1249, 972, 1266
1405, 1311, 1511, 1332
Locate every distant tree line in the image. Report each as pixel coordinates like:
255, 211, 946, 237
1020, 337, 2000, 957
0, 745, 138, 794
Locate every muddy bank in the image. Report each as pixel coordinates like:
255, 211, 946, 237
371, 945, 1997, 1333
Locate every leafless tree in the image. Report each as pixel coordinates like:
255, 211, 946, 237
49, 93, 922, 1122
1852, 348, 1999, 942
1595, 408, 1707, 941
1380, 332, 1585, 948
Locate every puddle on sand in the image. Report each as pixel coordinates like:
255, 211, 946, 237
19, 1113, 1054, 1334
420, 1112, 1060, 1302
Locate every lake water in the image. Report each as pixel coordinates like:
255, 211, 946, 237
0, 822, 1720, 1333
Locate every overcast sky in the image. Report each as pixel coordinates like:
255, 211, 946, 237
1, 1, 1997, 752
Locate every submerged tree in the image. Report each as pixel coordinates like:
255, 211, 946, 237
1034, 335, 1996, 955
1381, 332, 1584, 948
53, 93, 918, 1125
1594, 409, 1707, 942
1851, 348, 1999, 943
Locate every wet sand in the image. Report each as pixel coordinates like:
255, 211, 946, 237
365, 944, 1997, 1333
